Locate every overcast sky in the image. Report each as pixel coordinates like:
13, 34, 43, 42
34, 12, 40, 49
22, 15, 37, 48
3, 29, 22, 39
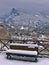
0, 0, 49, 14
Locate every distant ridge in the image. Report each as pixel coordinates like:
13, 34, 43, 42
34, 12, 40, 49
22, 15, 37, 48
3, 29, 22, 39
0, 8, 49, 34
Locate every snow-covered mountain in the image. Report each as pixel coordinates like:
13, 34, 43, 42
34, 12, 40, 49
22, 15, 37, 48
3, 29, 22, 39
0, 8, 49, 34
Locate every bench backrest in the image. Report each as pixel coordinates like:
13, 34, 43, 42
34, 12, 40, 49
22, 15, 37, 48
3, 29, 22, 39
10, 43, 38, 51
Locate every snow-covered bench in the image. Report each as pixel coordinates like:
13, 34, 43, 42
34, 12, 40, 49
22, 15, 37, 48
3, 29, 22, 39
6, 43, 38, 62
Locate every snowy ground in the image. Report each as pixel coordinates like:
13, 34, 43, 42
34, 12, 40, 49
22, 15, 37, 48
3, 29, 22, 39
0, 52, 49, 65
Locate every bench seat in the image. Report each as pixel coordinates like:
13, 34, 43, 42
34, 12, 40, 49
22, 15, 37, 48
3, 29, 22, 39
6, 49, 37, 55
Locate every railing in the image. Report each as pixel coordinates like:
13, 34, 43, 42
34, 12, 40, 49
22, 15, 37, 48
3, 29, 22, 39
37, 40, 49, 58
0, 39, 49, 58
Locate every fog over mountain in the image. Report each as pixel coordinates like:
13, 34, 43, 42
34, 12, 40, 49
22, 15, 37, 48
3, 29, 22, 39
0, 0, 49, 15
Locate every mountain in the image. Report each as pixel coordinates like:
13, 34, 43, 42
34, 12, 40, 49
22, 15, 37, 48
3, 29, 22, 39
0, 8, 20, 21
0, 8, 49, 34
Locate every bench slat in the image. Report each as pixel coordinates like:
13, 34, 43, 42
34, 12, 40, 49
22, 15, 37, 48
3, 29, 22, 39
6, 49, 37, 55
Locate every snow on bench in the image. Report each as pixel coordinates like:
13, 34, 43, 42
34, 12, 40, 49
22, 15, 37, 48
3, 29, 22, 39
10, 43, 38, 48
6, 49, 37, 55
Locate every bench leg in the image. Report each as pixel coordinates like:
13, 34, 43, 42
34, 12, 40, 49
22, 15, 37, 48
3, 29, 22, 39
6, 54, 11, 59
35, 58, 37, 62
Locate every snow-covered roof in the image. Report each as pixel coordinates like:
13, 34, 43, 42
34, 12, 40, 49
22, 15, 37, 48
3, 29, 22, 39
20, 26, 24, 30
